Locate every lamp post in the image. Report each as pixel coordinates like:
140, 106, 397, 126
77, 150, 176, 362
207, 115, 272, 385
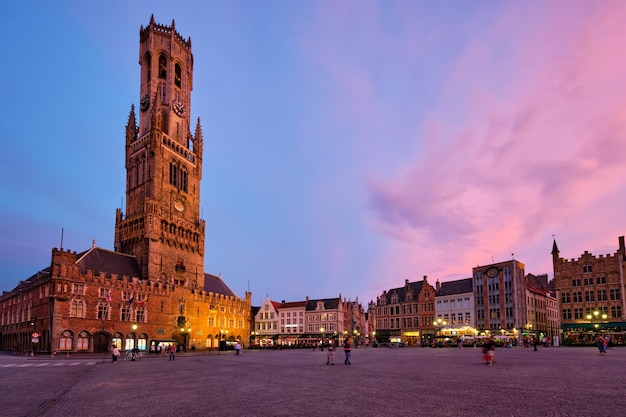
320, 327, 325, 351
180, 327, 191, 352
433, 318, 447, 347
130, 323, 139, 352
132, 323, 138, 351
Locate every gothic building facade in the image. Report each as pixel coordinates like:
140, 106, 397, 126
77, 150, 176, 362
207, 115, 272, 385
0, 16, 251, 355
374, 276, 437, 346
552, 236, 626, 344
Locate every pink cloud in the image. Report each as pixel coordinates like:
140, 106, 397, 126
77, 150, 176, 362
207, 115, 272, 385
367, 1, 626, 283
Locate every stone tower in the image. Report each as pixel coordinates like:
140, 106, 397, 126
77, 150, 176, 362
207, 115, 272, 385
115, 15, 206, 288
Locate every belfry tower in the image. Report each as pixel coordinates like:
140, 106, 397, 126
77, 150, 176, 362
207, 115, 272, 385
115, 15, 206, 288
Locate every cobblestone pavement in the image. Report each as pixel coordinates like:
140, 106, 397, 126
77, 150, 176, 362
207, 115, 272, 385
2, 346, 626, 417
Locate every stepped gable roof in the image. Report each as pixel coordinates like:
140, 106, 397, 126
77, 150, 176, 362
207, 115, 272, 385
438, 278, 473, 296
204, 273, 237, 298
382, 280, 424, 302
306, 297, 340, 310
76, 247, 142, 279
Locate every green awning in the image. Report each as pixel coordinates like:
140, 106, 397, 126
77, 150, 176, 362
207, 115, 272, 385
562, 322, 626, 331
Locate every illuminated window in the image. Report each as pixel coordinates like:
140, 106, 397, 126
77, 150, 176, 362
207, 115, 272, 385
60, 330, 73, 351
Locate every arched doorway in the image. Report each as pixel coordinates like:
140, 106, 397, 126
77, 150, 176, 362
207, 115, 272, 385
173, 333, 185, 351
93, 332, 110, 353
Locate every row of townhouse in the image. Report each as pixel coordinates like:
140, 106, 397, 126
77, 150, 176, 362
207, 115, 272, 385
251, 294, 367, 347
371, 236, 626, 347
372, 262, 560, 347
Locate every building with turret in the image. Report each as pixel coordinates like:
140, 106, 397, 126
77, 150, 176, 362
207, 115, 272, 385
552, 236, 626, 345
0, 16, 251, 355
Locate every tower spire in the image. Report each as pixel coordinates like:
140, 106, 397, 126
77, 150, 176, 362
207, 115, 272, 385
126, 104, 137, 144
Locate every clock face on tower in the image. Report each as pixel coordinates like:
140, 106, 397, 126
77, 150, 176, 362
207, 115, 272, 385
140, 94, 150, 112
486, 267, 499, 278
172, 100, 186, 117
174, 199, 185, 212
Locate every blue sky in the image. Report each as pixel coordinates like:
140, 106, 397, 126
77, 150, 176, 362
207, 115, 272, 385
1, 0, 626, 306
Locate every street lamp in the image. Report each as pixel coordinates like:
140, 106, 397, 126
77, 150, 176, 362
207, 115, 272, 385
433, 318, 447, 347
586, 310, 608, 333
132, 323, 138, 351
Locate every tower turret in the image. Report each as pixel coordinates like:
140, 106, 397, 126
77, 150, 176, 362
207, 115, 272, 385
115, 16, 205, 288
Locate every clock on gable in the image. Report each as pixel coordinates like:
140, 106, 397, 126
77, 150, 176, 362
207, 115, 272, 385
486, 267, 499, 278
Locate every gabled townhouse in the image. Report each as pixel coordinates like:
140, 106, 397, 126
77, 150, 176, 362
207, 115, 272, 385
276, 300, 307, 345
434, 278, 475, 344
525, 273, 559, 344
375, 276, 436, 346
252, 297, 281, 347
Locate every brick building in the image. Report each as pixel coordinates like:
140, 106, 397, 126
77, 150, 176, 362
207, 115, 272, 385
374, 276, 436, 346
0, 16, 250, 355
524, 273, 559, 344
552, 236, 626, 345
472, 260, 527, 339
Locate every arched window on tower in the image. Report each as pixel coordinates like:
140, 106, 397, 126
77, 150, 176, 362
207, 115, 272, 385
175, 63, 182, 88
135, 157, 141, 187
181, 168, 188, 192
145, 52, 152, 81
159, 54, 167, 79
169, 161, 178, 187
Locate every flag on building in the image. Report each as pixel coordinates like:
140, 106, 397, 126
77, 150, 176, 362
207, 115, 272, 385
137, 294, 150, 307
128, 293, 134, 305
106, 290, 112, 302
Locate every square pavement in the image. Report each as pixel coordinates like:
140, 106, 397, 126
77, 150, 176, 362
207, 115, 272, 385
1, 346, 624, 417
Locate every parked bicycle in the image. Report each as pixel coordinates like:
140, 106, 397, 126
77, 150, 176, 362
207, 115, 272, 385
124, 349, 142, 361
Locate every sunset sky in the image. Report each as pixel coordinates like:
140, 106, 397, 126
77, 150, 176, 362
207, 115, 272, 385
1, 0, 625, 306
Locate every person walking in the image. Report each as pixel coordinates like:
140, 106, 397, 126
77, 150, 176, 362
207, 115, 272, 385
111, 345, 120, 364
596, 335, 606, 354
169, 343, 176, 361
235, 342, 242, 355
326, 341, 335, 365
483, 337, 496, 365
343, 338, 352, 365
